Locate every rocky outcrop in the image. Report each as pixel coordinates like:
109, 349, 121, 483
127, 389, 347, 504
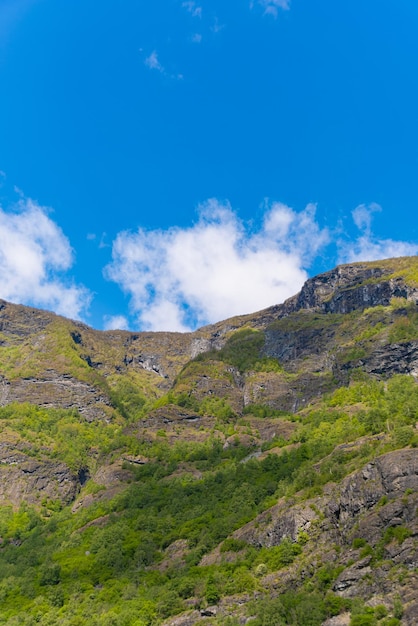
281, 264, 418, 316
327, 449, 418, 538
0, 374, 112, 421
232, 500, 318, 548
1, 260, 417, 421
195, 448, 418, 623
0, 441, 82, 506
231, 449, 418, 550
0, 299, 55, 337
350, 341, 418, 378
333, 556, 373, 595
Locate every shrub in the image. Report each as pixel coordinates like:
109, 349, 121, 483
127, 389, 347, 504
205, 583, 220, 605
255, 563, 267, 577
393, 597, 403, 619
199, 396, 236, 421
324, 592, 350, 617
250, 591, 328, 626
256, 539, 302, 572
217, 329, 265, 372
220, 538, 248, 553
383, 526, 412, 545
39, 563, 61, 586
350, 615, 377, 626
392, 426, 414, 447
374, 605, 388, 619
315, 564, 344, 590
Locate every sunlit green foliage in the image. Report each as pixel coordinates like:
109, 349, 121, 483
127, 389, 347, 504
0, 365, 417, 623
0, 403, 126, 471
248, 590, 331, 625
192, 328, 282, 373
3, 257, 418, 623
389, 312, 418, 342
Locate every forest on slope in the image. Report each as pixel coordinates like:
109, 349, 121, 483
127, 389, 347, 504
0, 257, 418, 625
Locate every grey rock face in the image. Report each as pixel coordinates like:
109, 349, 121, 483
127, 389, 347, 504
360, 341, 418, 377
283, 266, 418, 316
333, 556, 372, 595
0, 299, 56, 337
0, 442, 82, 506
1, 374, 112, 421
328, 449, 418, 535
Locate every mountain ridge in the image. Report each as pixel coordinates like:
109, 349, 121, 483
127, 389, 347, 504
0, 256, 418, 625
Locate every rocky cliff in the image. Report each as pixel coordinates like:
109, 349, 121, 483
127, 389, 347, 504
1, 257, 417, 413
0, 256, 418, 625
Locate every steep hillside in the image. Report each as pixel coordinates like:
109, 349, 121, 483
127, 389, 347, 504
0, 256, 418, 625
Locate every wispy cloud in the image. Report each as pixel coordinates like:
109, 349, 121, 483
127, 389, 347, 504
143, 50, 183, 80
181, 2, 223, 43
88, 232, 110, 249
351, 202, 381, 236
182, 1, 202, 18
338, 203, 418, 263
144, 50, 164, 73
211, 17, 225, 34
105, 200, 329, 332
251, 0, 290, 18
0, 197, 91, 319
103, 314, 129, 331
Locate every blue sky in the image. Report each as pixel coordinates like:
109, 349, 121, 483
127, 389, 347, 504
0, 0, 418, 331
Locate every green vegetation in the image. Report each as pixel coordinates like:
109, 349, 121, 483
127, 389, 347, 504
384, 255, 418, 286
1, 258, 418, 624
192, 328, 282, 373
246, 588, 358, 626
151, 389, 237, 422
389, 310, 418, 342
0, 369, 416, 623
0, 403, 127, 472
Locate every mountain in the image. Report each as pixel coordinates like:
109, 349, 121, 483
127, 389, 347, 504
0, 256, 418, 625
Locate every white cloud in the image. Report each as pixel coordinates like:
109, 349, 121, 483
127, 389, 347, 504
251, 0, 290, 17
191, 33, 202, 43
182, 1, 202, 18
0, 198, 91, 319
351, 202, 381, 236
144, 50, 183, 80
340, 237, 418, 264
103, 315, 129, 331
144, 51, 164, 73
338, 203, 418, 263
105, 200, 329, 332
